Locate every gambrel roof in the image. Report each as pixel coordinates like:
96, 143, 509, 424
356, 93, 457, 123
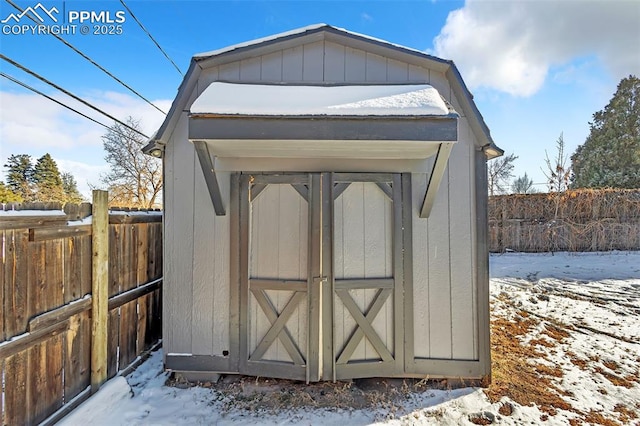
145, 24, 502, 158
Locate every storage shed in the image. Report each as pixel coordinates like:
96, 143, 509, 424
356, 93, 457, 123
145, 24, 503, 382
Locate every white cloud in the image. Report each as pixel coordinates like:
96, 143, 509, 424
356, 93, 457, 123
0, 89, 171, 199
55, 158, 110, 199
432, 0, 640, 96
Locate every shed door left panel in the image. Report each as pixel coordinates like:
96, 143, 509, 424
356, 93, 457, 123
239, 174, 312, 381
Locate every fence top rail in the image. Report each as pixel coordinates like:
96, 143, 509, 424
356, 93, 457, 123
0, 204, 163, 230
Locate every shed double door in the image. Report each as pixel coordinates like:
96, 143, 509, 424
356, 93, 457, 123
239, 173, 404, 381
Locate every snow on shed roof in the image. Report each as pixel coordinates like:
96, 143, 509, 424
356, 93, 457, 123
190, 83, 454, 117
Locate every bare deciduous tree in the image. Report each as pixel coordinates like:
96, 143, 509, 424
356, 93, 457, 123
101, 117, 162, 208
488, 153, 518, 196
542, 132, 571, 193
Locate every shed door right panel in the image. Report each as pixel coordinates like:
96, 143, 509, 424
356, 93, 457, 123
331, 174, 403, 379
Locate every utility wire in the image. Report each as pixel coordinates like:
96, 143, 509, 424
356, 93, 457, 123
1, 54, 149, 139
2, 72, 113, 132
119, 0, 184, 77
4, 0, 166, 115
1, 72, 144, 142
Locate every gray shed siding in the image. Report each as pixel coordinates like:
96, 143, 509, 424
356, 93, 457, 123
163, 36, 486, 378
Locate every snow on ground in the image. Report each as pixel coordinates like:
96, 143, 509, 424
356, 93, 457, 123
61, 251, 640, 426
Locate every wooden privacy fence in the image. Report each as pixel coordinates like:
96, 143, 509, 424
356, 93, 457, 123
489, 189, 640, 252
0, 191, 162, 426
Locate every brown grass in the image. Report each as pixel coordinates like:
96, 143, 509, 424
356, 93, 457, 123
594, 367, 634, 389
602, 360, 620, 371
529, 338, 556, 348
484, 313, 572, 416
569, 355, 589, 370
583, 410, 622, 426
542, 324, 571, 341
614, 404, 638, 423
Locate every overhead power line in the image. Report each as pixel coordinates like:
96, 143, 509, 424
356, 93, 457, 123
119, 0, 184, 77
2, 71, 114, 132
4, 0, 166, 115
1, 54, 149, 139
1, 72, 145, 142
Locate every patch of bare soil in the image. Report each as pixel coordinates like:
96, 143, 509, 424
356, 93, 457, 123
166, 374, 461, 418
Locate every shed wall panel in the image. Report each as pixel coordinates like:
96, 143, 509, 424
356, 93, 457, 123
212, 172, 231, 355
192, 152, 215, 355
408, 64, 429, 82
282, 46, 304, 81
219, 62, 240, 80
240, 56, 262, 80
198, 67, 220, 96
365, 52, 388, 82
448, 119, 476, 360
386, 59, 409, 82
163, 114, 175, 356
303, 41, 324, 81
428, 71, 451, 102
324, 41, 346, 82
345, 47, 367, 82
410, 169, 431, 357
261, 51, 283, 80
427, 165, 452, 359
167, 113, 195, 354
191, 167, 231, 356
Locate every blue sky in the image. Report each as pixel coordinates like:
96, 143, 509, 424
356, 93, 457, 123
1, 0, 639, 197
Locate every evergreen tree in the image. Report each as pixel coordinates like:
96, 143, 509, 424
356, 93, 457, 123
0, 181, 23, 203
511, 173, 538, 194
571, 75, 640, 188
33, 153, 66, 202
62, 172, 84, 203
4, 154, 34, 201
488, 153, 518, 195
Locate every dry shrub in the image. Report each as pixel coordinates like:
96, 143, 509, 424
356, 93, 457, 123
498, 402, 514, 416
489, 189, 640, 252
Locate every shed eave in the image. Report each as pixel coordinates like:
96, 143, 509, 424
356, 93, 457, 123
188, 115, 458, 144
